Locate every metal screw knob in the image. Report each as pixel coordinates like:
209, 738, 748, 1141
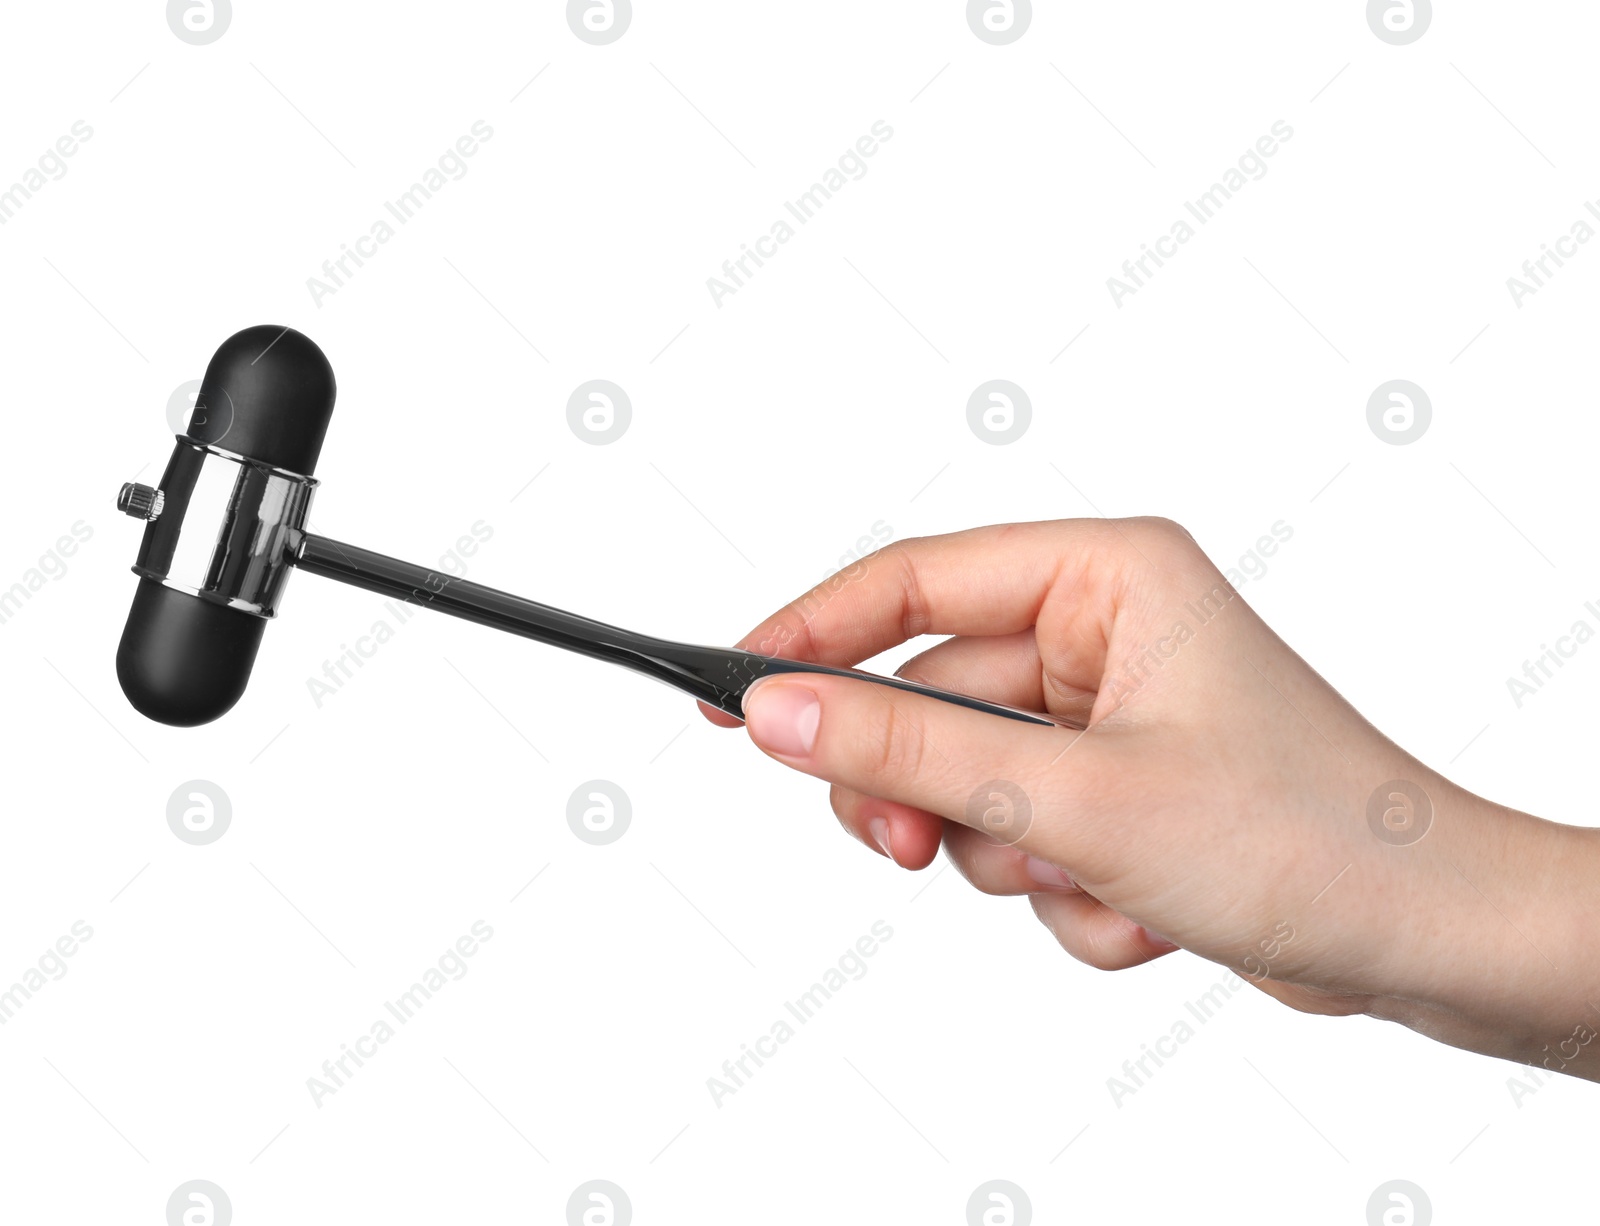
118, 482, 165, 521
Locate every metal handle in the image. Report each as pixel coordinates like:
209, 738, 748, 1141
293, 534, 1080, 729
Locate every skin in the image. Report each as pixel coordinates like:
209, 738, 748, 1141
701, 519, 1600, 1081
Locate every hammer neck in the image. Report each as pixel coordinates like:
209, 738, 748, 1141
292, 533, 750, 713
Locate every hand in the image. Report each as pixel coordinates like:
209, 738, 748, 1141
704, 519, 1600, 1079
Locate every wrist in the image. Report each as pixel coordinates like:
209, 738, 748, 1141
1368, 788, 1600, 1079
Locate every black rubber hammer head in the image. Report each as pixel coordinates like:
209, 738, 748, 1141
115, 326, 336, 725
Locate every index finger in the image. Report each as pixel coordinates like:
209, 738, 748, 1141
732, 519, 1117, 668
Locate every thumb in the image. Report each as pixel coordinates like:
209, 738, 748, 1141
740, 674, 1094, 854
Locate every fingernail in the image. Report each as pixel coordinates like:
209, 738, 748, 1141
1140, 926, 1180, 952
868, 816, 893, 860
1025, 856, 1076, 890
742, 681, 820, 758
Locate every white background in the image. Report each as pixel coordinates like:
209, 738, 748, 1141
2, 1, 1597, 1222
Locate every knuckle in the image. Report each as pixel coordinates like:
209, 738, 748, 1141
943, 836, 1009, 896
1113, 515, 1196, 560
1133, 515, 1193, 544
1087, 910, 1160, 972
960, 867, 1011, 897
859, 535, 915, 582
1134, 516, 1208, 571
1030, 896, 1138, 972
1077, 927, 1134, 972
878, 541, 931, 640
971, 863, 1016, 896
864, 697, 925, 784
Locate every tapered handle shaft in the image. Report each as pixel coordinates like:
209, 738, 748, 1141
293, 534, 1078, 729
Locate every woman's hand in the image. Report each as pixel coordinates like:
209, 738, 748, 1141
703, 518, 1600, 1079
